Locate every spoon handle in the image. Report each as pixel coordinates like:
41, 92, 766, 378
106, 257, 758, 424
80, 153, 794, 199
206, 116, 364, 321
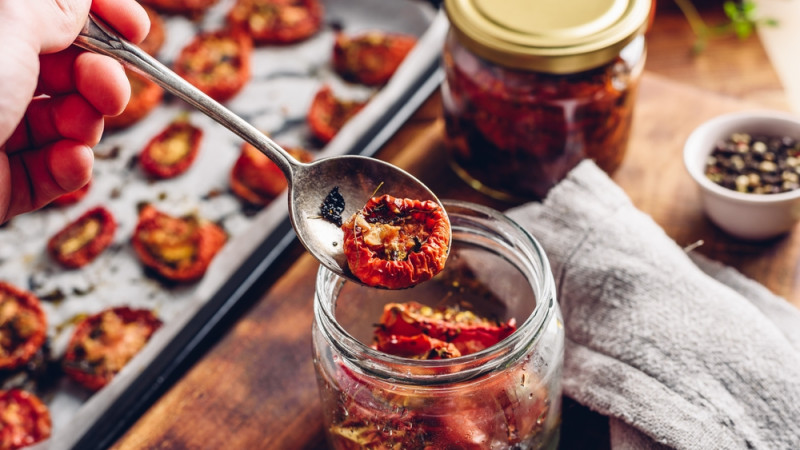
75, 14, 297, 179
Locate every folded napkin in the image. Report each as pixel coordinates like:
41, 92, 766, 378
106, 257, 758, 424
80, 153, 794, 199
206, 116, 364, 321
506, 160, 800, 450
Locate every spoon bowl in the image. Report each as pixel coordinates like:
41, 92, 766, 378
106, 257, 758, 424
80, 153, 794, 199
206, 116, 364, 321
291, 155, 441, 279
76, 14, 447, 285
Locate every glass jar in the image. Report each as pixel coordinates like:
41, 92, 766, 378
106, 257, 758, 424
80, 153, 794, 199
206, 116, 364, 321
441, 0, 651, 201
312, 200, 564, 449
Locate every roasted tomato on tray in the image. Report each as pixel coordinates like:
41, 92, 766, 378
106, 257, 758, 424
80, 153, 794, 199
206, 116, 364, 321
0, 282, 47, 372
307, 85, 366, 144
131, 205, 227, 282
47, 206, 116, 269
139, 0, 218, 16
105, 70, 164, 131
230, 141, 313, 206
139, 116, 203, 179
227, 0, 324, 45
333, 31, 417, 86
175, 30, 252, 102
341, 195, 450, 289
63, 307, 162, 391
0, 389, 52, 449
50, 180, 91, 207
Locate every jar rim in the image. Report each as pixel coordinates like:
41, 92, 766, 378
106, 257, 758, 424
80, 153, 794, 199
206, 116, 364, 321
314, 199, 558, 385
444, 0, 650, 73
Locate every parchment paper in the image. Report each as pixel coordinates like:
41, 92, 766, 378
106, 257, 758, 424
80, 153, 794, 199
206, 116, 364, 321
0, 0, 447, 447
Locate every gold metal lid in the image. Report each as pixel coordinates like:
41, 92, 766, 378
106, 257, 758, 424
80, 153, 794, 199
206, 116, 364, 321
444, 0, 651, 73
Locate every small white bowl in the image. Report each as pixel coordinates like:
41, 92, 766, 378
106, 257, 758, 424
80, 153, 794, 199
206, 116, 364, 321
683, 110, 800, 240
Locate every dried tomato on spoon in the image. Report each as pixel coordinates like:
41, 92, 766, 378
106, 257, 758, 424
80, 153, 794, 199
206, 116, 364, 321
341, 195, 450, 289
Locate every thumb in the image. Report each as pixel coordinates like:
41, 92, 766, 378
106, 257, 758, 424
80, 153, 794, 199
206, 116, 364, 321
1, 0, 92, 54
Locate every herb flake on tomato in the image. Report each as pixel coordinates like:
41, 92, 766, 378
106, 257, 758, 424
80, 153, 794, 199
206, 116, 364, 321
47, 206, 116, 269
227, 0, 324, 45
139, 116, 202, 179
175, 30, 252, 102
0, 389, 51, 449
0, 283, 47, 372
333, 31, 417, 86
230, 141, 312, 205
131, 205, 227, 282
307, 85, 366, 144
63, 307, 162, 391
341, 195, 450, 289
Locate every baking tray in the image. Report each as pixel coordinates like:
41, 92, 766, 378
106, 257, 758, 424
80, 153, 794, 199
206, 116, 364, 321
0, 0, 447, 448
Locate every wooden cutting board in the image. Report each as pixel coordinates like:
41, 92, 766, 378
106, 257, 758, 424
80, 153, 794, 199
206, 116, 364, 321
112, 72, 800, 449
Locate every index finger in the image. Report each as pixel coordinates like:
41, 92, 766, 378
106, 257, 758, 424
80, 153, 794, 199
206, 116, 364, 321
90, 0, 150, 44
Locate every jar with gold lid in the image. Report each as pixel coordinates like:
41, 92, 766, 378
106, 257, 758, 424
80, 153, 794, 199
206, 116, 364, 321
441, 0, 651, 200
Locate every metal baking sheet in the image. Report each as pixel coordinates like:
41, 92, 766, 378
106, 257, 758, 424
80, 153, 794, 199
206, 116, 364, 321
0, 0, 447, 448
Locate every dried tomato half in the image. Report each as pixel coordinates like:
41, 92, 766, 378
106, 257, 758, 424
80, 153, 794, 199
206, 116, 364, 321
227, 0, 324, 45
341, 195, 450, 289
333, 31, 417, 86
230, 141, 313, 205
62, 307, 162, 391
0, 389, 52, 449
106, 70, 164, 131
175, 30, 252, 103
50, 179, 91, 207
131, 205, 227, 282
47, 206, 116, 269
139, 117, 202, 179
0, 282, 47, 371
307, 85, 366, 144
374, 301, 516, 357
139, 0, 218, 16
139, 4, 166, 56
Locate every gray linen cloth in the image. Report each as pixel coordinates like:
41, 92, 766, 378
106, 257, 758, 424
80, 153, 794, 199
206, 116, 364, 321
505, 160, 800, 449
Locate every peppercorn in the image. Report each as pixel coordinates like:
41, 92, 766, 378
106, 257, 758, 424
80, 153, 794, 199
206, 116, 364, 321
704, 133, 800, 194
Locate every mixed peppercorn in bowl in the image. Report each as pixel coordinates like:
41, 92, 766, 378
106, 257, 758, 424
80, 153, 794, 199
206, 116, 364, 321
683, 110, 800, 240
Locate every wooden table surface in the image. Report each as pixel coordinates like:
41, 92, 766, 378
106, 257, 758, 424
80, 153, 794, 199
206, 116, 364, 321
112, 2, 799, 449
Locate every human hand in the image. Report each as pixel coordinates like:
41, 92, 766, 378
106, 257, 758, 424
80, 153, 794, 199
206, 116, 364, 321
0, 0, 149, 223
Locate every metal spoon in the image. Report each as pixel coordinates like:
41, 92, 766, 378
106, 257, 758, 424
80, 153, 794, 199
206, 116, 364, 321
75, 14, 448, 285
